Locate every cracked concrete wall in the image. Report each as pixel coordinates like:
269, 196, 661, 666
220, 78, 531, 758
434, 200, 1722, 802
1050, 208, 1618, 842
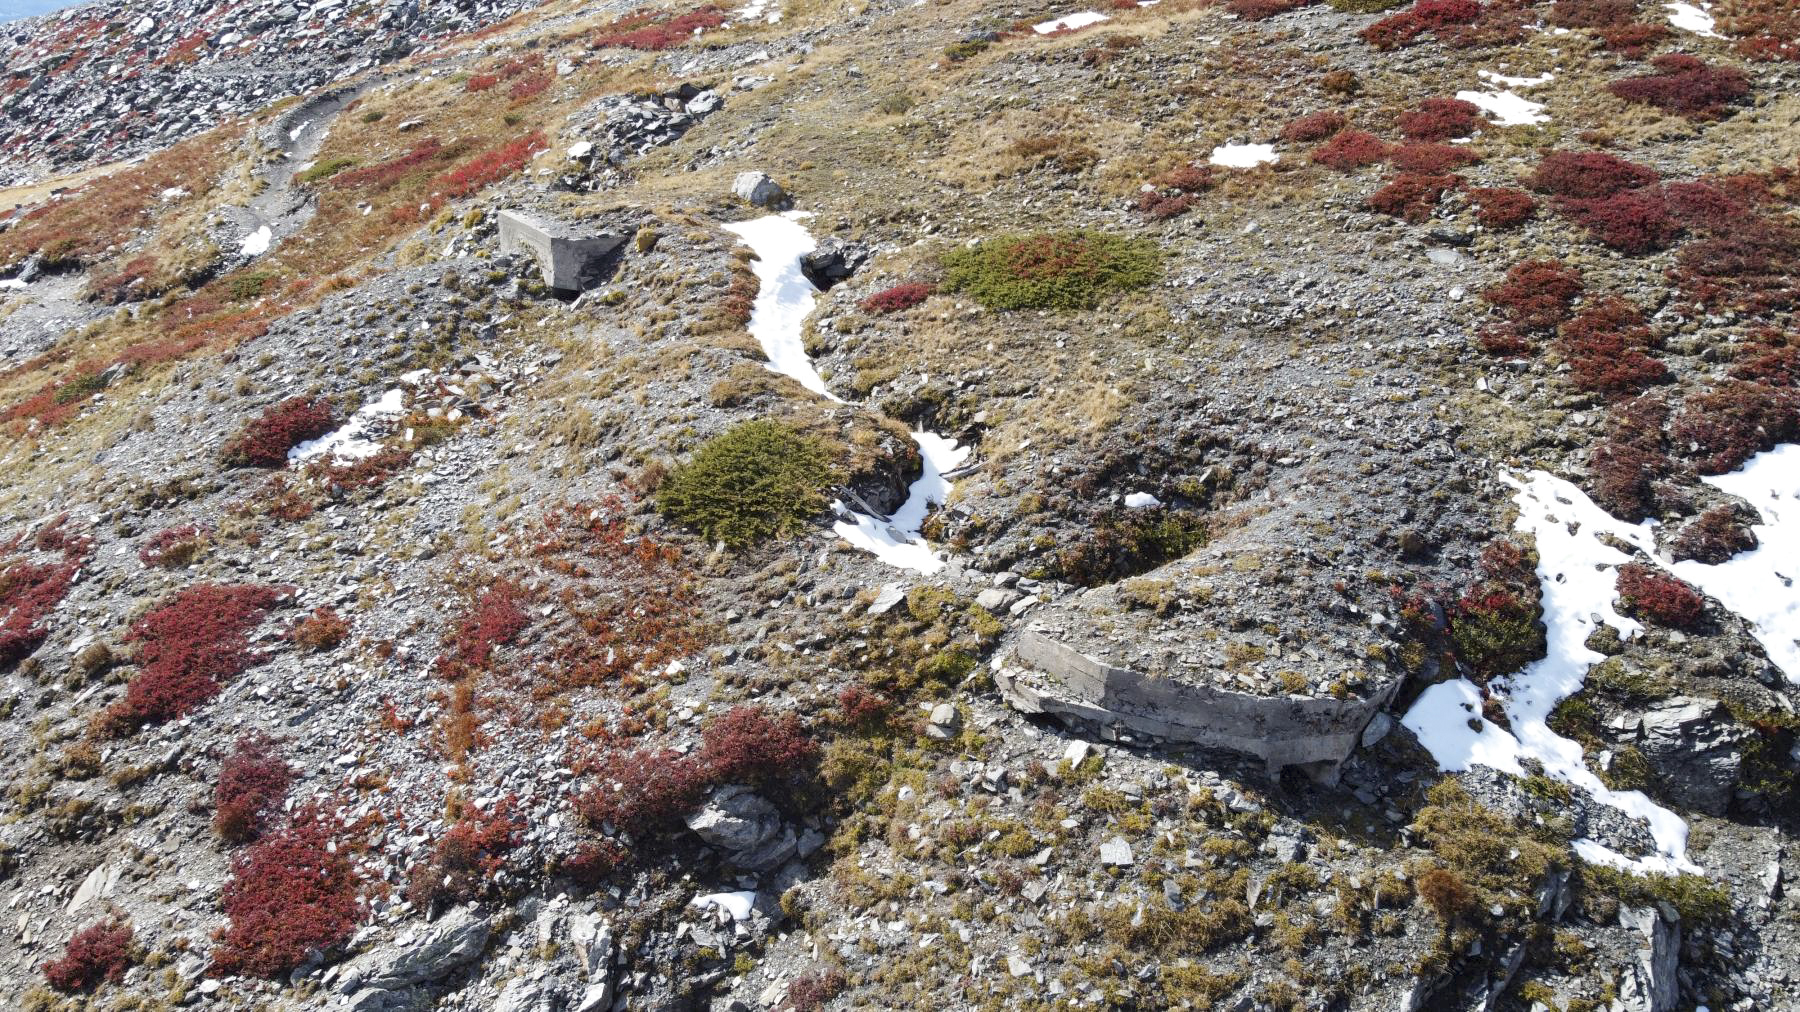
1002, 629, 1400, 779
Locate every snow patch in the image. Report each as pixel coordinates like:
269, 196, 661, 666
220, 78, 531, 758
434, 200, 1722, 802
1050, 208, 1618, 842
1672, 444, 1800, 684
0, 278, 26, 290
721, 213, 837, 400
1456, 88, 1549, 126
1665, 1, 1718, 36
737, 0, 782, 23
691, 891, 758, 921
1404, 470, 1697, 875
239, 225, 272, 257
1124, 492, 1161, 508
1033, 11, 1109, 33
1209, 143, 1278, 168
289, 388, 407, 464
833, 431, 971, 576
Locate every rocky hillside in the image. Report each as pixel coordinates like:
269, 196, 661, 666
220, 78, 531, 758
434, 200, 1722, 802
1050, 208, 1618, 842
0, 0, 1796, 1011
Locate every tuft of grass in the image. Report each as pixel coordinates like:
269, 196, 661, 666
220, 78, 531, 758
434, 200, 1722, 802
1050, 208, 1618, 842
294, 157, 357, 184
940, 231, 1160, 311
657, 421, 839, 547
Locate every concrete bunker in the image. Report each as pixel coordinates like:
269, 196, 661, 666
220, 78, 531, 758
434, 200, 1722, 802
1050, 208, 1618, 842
497, 210, 625, 293
996, 629, 1401, 784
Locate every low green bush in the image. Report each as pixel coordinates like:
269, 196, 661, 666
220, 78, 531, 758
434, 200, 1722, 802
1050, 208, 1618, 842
295, 158, 357, 184
941, 230, 1160, 310
657, 421, 837, 547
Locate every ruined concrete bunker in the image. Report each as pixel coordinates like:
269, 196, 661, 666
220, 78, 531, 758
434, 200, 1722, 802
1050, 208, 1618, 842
497, 210, 625, 293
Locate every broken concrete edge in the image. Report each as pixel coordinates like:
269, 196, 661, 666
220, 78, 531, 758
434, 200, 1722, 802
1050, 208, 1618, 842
496, 210, 626, 292
995, 628, 1402, 784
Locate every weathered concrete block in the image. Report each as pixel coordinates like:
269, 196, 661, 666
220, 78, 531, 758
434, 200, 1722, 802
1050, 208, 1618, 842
497, 210, 625, 292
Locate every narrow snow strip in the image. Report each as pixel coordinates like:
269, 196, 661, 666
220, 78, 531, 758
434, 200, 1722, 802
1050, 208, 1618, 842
1033, 10, 1108, 33
1209, 143, 1278, 168
1455, 88, 1549, 126
1672, 444, 1800, 683
1665, 1, 1718, 36
239, 225, 273, 257
0, 278, 25, 290
289, 388, 406, 463
691, 891, 758, 921
1478, 69, 1554, 88
721, 213, 838, 401
1404, 470, 1697, 874
833, 431, 971, 576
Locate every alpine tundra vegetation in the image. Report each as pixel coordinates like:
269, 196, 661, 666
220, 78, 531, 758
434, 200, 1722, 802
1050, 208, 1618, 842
0, 0, 1796, 1010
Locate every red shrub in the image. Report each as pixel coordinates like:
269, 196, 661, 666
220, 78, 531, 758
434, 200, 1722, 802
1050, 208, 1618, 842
1672, 505, 1759, 564
1670, 380, 1800, 474
784, 969, 849, 1012
1470, 186, 1536, 228
1676, 223, 1800, 314
1478, 324, 1534, 357
433, 132, 547, 199
1311, 130, 1392, 171
1528, 151, 1659, 198
212, 806, 364, 978
1368, 172, 1460, 221
1662, 180, 1752, 229
213, 734, 294, 844
1391, 141, 1480, 173
1588, 394, 1673, 520
1616, 563, 1705, 629
697, 705, 820, 784
1136, 192, 1200, 220
1397, 98, 1481, 141
575, 745, 709, 836
406, 797, 523, 911
137, 524, 206, 568
1156, 164, 1216, 192
1362, 0, 1482, 48
436, 580, 531, 679
1558, 297, 1668, 397
835, 684, 892, 727
1482, 259, 1583, 330
1598, 22, 1668, 57
1608, 54, 1751, 119
43, 918, 133, 993
0, 558, 80, 669
1730, 339, 1800, 386
592, 5, 727, 49
1548, 0, 1637, 28
508, 72, 551, 104
222, 397, 338, 468
466, 73, 499, 92
123, 583, 288, 723
330, 139, 451, 190
1280, 110, 1347, 143
1225, 0, 1316, 18
291, 606, 350, 651
860, 282, 935, 314
1559, 188, 1682, 253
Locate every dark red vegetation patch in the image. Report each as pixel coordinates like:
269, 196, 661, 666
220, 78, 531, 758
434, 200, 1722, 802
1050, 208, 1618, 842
575, 706, 817, 840
1608, 54, 1750, 119
1482, 259, 1583, 331
1556, 296, 1668, 398
1670, 380, 1800, 474
591, 5, 727, 49
1661, 180, 1753, 229
860, 282, 935, 314
436, 580, 531, 679
291, 606, 351, 651
1311, 130, 1392, 171
1280, 110, 1347, 143
1588, 394, 1674, 520
1369, 172, 1461, 222
1548, 0, 1639, 28
221, 397, 338, 469
1558, 188, 1682, 254
1528, 151, 1659, 199
1729, 334, 1800, 386
1225, 0, 1316, 19
1675, 220, 1800, 315
1598, 22, 1669, 57
138, 524, 206, 568
1134, 163, 1216, 220
1616, 563, 1705, 629
406, 797, 523, 912
121, 583, 288, 724
1671, 504, 1759, 564
212, 806, 364, 979
1721, 1, 1800, 62
0, 517, 90, 670
1397, 98, 1482, 141
1391, 141, 1481, 173
43, 917, 133, 993
1362, 0, 1482, 49
1469, 186, 1537, 228
214, 733, 294, 844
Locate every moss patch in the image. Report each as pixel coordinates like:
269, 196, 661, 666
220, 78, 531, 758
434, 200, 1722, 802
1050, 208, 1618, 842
940, 231, 1161, 311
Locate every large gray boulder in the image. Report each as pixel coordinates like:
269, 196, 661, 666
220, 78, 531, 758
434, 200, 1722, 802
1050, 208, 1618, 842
1613, 906, 1680, 1012
732, 171, 788, 208
334, 906, 491, 996
684, 785, 796, 871
1634, 697, 1747, 815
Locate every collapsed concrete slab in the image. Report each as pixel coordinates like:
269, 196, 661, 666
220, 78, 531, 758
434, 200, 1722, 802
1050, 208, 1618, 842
497, 210, 625, 293
996, 628, 1401, 784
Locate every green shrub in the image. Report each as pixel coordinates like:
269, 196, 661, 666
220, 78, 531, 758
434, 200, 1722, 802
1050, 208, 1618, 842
940, 231, 1160, 311
295, 158, 357, 184
657, 421, 837, 547
1579, 865, 1730, 924
942, 39, 989, 62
